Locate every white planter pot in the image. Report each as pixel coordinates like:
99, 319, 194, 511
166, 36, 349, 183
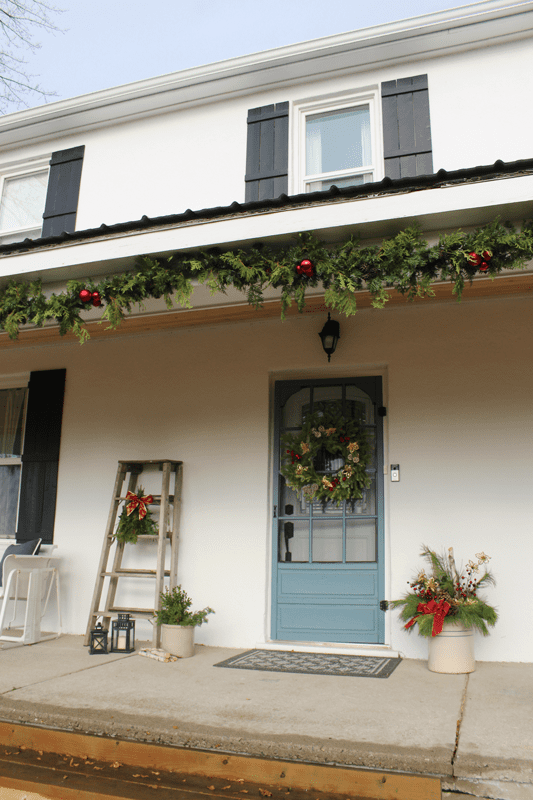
160, 623, 195, 658
428, 621, 475, 674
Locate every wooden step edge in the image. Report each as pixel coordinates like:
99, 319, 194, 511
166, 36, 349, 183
107, 607, 156, 615
102, 569, 170, 577
114, 495, 175, 503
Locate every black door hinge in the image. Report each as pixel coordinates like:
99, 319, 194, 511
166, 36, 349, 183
378, 407, 387, 417
273, 505, 277, 518
379, 600, 389, 611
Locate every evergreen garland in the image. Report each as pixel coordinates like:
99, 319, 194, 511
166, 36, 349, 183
1, 218, 532, 343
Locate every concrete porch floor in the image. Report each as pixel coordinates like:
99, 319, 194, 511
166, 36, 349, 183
0, 636, 530, 800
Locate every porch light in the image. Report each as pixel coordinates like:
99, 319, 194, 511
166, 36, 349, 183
89, 619, 109, 655
110, 613, 135, 653
319, 313, 340, 362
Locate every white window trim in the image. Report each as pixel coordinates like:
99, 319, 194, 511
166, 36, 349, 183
0, 155, 51, 242
291, 87, 383, 195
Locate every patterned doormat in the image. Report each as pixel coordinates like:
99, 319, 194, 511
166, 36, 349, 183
214, 649, 401, 678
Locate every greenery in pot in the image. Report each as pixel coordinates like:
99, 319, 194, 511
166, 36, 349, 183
155, 585, 214, 627
392, 546, 498, 637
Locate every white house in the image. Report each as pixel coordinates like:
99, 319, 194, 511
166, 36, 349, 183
0, 0, 532, 663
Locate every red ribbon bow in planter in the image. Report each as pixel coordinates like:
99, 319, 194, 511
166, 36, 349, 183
125, 490, 154, 520
404, 598, 451, 637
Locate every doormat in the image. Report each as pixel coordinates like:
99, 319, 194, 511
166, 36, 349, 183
214, 649, 401, 678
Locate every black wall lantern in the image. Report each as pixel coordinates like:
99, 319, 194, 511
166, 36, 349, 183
110, 613, 135, 653
319, 313, 340, 362
89, 619, 109, 655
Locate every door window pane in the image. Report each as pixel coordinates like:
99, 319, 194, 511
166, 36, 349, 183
346, 519, 376, 562
312, 518, 343, 562
282, 388, 309, 429
0, 172, 48, 233
280, 476, 308, 516
279, 519, 309, 562
306, 106, 372, 176
346, 385, 374, 424
346, 477, 376, 516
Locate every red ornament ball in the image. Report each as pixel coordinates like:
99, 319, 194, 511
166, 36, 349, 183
79, 289, 92, 304
479, 262, 489, 272
91, 291, 102, 307
482, 250, 492, 261
296, 259, 314, 277
468, 252, 482, 266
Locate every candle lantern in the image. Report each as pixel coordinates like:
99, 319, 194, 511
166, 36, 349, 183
89, 620, 109, 654
111, 613, 135, 653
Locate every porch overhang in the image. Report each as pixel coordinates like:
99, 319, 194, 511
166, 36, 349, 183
0, 159, 532, 347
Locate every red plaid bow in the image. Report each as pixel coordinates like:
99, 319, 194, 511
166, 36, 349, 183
125, 490, 153, 520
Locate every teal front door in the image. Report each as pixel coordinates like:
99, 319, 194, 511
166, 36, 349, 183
272, 378, 384, 643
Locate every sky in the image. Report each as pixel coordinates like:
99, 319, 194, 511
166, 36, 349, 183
10, 0, 476, 114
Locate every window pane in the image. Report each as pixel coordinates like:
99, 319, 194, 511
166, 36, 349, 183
346, 519, 376, 562
312, 518, 343, 562
307, 173, 373, 192
0, 172, 48, 232
0, 465, 21, 537
306, 106, 371, 176
0, 388, 27, 457
279, 519, 309, 562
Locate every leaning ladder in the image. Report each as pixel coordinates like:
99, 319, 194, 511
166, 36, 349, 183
84, 460, 183, 648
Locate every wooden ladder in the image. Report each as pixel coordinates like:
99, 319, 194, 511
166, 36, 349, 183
84, 460, 183, 648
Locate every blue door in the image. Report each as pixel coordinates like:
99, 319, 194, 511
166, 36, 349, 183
272, 378, 384, 643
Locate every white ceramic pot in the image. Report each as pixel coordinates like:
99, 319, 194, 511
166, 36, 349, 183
428, 621, 475, 673
160, 623, 195, 658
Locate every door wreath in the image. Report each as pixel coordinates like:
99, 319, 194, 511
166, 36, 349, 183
281, 408, 372, 505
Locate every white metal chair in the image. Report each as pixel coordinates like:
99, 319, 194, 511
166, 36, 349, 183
0, 546, 61, 646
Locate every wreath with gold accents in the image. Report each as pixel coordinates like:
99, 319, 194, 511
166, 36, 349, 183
281, 408, 372, 505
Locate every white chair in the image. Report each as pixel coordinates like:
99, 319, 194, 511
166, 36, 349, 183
0, 545, 61, 646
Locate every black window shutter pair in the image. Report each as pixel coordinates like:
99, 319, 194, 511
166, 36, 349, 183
17, 369, 66, 545
244, 75, 433, 200
42, 146, 85, 238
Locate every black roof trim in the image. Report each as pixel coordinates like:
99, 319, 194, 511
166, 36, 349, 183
2, 157, 533, 256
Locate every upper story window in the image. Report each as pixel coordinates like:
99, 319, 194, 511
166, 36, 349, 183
294, 90, 382, 194
0, 164, 49, 245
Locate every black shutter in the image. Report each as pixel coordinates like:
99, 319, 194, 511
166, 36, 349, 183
42, 146, 85, 237
245, 103, 289, 202
17, 369, 66, 545
381, 75, 433, 180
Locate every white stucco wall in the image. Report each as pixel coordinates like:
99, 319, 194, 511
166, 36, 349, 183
0, 28, 531, 230
0, 290, 531, 662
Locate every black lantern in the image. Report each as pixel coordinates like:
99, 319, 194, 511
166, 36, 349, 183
111, 613, 135, 653
89, 620, 109, 655
319, 313, 340, 362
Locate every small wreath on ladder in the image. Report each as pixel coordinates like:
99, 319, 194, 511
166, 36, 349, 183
280, 409, 372, 506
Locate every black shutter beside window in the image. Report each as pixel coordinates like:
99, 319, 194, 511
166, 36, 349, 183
42, 146, 85, 238
381, 75, 433, 180
17, 369, 66, 545
245, 103, 289, 202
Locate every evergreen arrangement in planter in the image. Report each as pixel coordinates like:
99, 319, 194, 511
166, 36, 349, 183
392, 546, 498, 637
155, 585, 214, 627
